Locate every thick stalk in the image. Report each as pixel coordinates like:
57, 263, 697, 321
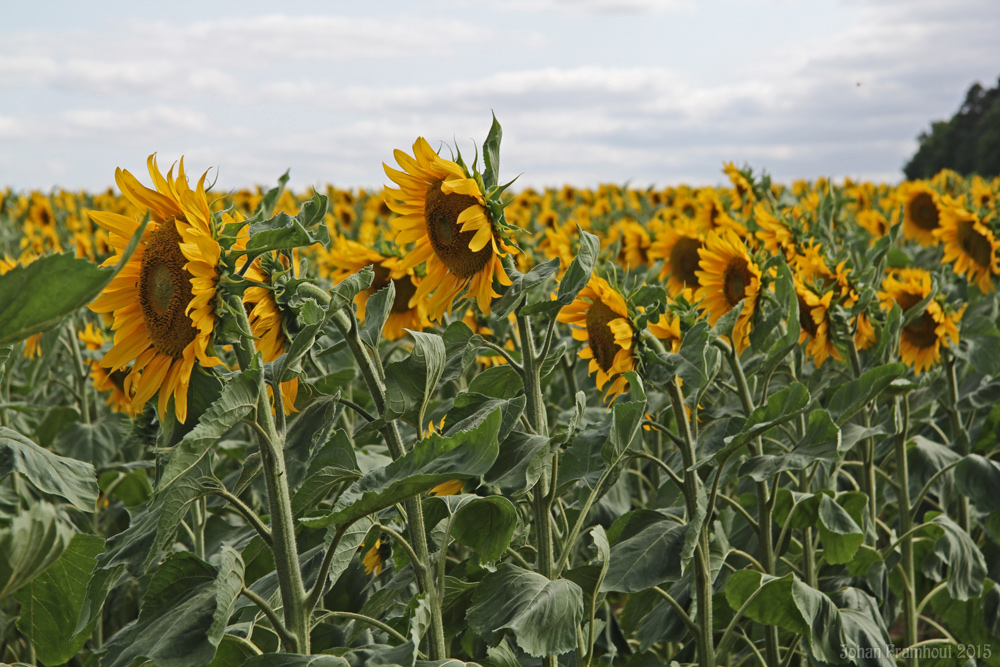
666, 380, 715, 667
66, 323, 92, 425
847, 342, 879, 540
943, 352, 970, 532
722, 343, 779, 667
331, 308, 446, 659
896, 395, 918, 666
232, 299, 309, 653
517, 313, 556, 667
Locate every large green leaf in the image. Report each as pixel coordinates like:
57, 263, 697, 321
738, 409, 840, 482
101, 547, 245, 667
360, 281, 395, 350
725, 570, 808, 635
0, 219, 146, 345
922, 513, 988, 601
816, 494, 864, 565
243, 657, 349, 667
14, 533, 104, 665
0, 426, 99, 512
0, 501, 75, 598
467, 564, 584, 657
483, 430, 550, 496
603, 372, 646, 464
600, 517, 686, 593
302, 410, 502, 528
452, 496, 518, 562
157, 369, 260, 492
384, 330, 446, 430
828, 362, 907, 426
955, 454, 1000, 512
246, 194, 330, 254
701, 383, 810, 466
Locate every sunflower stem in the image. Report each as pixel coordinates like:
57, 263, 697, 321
666, 378, 715, 667
943, 350, 971, 532
517, 312, 559, 667
848, 339, 879, 543
331, 306, 447, 659
721, 342, 778, 667
894, 394, 919, 667
66, 320, 91, 425
233, 298, 309, 653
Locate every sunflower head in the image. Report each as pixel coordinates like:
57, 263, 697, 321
649, 218, 705, 297
934, 196, 999, 293
900, 182, 943, 246
694, 229, 762, 354
384, 132, 519, 320
558, 275, 637, 403
878, 268, 962, 373
88, 154, 225, 424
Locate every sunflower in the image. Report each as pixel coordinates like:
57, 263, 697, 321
429, 479, 465, 497
752, 203, 796, 260
609, 218, 651, 270
87, 155, 224, 424
899, 182, 942, 246
649, 218, 705, 297
362, 538, 391, 576
694, 229, 762, 355
243, 251, 299, 415
318, 236, 427, 341
557, 275, 636, 404
933, 197, 999, 293
648, 311, 683, 353
878, 269, 962, 374
384, 137, 514, 320
793, 277, 840, 367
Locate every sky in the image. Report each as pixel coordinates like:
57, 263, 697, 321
1, 0, 998, 193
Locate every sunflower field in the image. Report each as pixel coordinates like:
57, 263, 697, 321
1, 118, 1000, 667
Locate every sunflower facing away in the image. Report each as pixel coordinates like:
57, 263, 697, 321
695, 229, 762, 355
558, 275, 637, 403
878, 268, 962, 374
88, 155, 223, 424
384, 137, 515, 320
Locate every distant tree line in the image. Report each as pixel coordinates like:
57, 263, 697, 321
904, 77, 1000, 179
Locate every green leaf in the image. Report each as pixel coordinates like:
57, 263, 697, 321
702, 383, 810, 466
816, 494, 864, 564
53, 417, 122, 468
468, 365, 523, 399
303, 409, 502, 528
452, 496, 518, 562
467, 564, 584, 657
725, 570, 808, 635
644, 320, 720, 400
384, 330, 446, 430
360, 281, 395, 350
600, 517, 686, 593
604, 372, 646, 464
955, 454, 1000, 512
101, 548, 245, 667
482, 113, 502, 191
328, 266, 374, 311
246, 194, 330, 254
484, 430, 550, 496
922, 513, 988, 601
14, 533, 104, 665
738, 409, 840, 482
828, 362, 907, 426
0, 219, 146, 345
0, 501, 75, 598
492, 257, 560, 318
0, 426, 99, 512
243, 656, 349, 667
157, 369, 260, 492
205, 635, 265, 667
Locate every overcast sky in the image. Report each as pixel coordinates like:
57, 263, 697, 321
2, 0, 998, 193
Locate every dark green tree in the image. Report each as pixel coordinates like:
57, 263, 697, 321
904, 76, 1000, 179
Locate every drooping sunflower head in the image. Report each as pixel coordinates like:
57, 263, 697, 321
878, 268, 962, 374
694, 229, 762, 355
934, 196, 999, 293
899, 181, 942, 246
88, 154, 224, 423
557, 275, 637, 403
384, 136, 515, 320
